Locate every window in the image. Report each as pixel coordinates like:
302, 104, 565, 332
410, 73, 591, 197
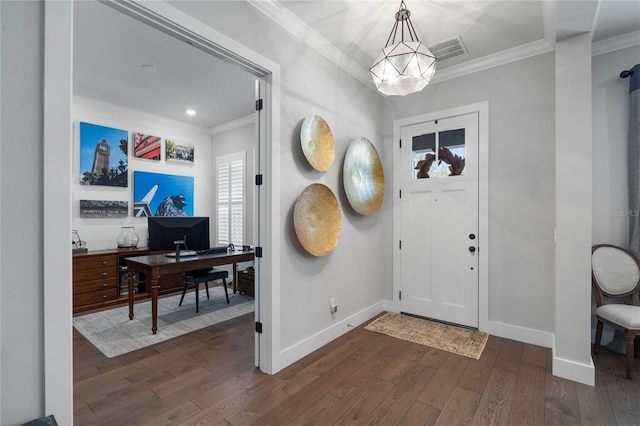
216, 152, 245, 246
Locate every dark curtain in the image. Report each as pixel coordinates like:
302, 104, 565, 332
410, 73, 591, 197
623, 64, 640, 256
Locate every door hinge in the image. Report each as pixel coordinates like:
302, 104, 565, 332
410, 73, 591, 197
255, 174, 263, 186
399, 139, 402, 148
255, 246, 263, 258
255, 322, 263, 333
399, 240, 402, 250
399, 189, 402, 199
255, 99, 263, 111
399, 291, 402, 300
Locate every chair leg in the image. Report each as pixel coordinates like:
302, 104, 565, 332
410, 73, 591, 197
594, 321, 603, 354
205, 281, 210, 299
195, 283, 200, 313
626, 333, 634, 380
222, 278, 229, 304
179, 283, 188, 306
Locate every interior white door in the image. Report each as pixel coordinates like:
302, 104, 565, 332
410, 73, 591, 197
399, 112, 479, 327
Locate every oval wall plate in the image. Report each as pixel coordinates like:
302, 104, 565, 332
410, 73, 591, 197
293, 183, 341, 256
343, 137, 385, 215
300, 115, 335, 171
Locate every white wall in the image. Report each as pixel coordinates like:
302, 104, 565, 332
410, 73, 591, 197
384, 53, 556, 341
1, 2, 46, 424
73, 97, 213, 250
169, 1, 386, 364
592, 45, 640, 247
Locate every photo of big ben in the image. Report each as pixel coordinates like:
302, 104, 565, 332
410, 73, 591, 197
79, 122, 129, 187
91, 138, 111, 174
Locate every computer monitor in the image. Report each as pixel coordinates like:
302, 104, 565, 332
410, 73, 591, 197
147, 216, 210, 252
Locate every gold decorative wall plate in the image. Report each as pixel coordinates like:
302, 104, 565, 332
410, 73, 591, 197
343, 137, 385, 215
293, 183, 341, 256
300, 115, 335, 171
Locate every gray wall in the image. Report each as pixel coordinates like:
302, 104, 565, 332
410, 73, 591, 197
0, 1, 46, 424
170, 0, 386, 354
383, 53, 556, 335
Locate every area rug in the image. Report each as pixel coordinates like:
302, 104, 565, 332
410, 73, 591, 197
365, 312, 489, 360
73, 287, 254, 358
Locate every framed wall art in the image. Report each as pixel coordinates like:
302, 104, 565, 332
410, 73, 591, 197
133, 132, 161, 161
79, 200, 128, 218
165, 139, 194, 164
133, 171, 194, 217
79, 122, 128, 187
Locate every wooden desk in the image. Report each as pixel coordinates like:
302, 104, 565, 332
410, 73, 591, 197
125, 250, 254, 334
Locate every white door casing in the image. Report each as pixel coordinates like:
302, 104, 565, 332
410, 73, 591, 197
394, 110, 482, 327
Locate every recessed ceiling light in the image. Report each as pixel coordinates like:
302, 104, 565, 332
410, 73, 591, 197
186, 109, 196, 116
141, 64, 157, 72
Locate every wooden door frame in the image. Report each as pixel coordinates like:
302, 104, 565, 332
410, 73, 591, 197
392, 102, 489, 331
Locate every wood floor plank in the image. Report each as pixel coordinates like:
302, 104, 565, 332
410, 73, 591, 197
545, 373, 581, 424
73, 312, 640, 425
470, 367, 517, 426
508, 362, 546, 425
494, 338, 524, 374
326, 378, 396, 424
255, 356, 362, 424
521, 343, 548, 368
376, 363, 438, 423
401, 401, 442, 425
435, 386, 481, 425
575, 372, 618, 426
329, 339, 411, 402
287, 392, 348, 425
417, 352, 471, 410
377, 341, 427, 384
458, 335, 502, 394
603, 372, 640, 419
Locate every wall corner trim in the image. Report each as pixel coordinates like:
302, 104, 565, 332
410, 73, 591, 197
552, 343, 596, 386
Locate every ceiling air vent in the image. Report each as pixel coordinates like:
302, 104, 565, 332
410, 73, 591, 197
428, 36, 468, 61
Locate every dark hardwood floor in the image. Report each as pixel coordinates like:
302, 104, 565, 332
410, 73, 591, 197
73, 313, 640, 425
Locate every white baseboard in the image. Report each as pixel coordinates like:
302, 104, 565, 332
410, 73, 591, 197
484, 320, 554, 348
552, 345, 595, 386
276, 302, 385, 371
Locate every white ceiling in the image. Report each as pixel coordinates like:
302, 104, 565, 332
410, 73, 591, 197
73, 0, 640, 129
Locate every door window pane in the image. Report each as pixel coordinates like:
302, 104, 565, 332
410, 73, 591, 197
411, 128, 465, 179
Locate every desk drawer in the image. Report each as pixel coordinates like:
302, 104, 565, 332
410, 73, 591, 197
73, 277, 117, 295
74, 255, 117, 271
73, 288, 118, 306
73, 266, 117, 282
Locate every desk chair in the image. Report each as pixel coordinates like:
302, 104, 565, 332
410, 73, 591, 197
592, 244, 640, 379
180, 268, 229, 313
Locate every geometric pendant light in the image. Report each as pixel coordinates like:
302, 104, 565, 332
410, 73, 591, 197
369, 0, 437, 96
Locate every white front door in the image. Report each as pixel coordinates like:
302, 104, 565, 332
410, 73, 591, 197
399, 112, 479, 327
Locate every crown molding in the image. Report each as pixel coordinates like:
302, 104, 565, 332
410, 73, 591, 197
210, 114, 255, 135
432, 39, 554, 84
592, 31, 640, 57
247, 0, 374, 90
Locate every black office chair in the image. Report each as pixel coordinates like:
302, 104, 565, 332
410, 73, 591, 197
180, 268, 229, 312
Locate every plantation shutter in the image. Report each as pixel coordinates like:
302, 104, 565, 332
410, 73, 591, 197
216, 152, 245, 246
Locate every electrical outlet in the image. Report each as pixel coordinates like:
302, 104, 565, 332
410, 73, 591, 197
330, 298, 338, 314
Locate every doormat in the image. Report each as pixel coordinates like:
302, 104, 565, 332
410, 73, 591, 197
365, 312, 489, 360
